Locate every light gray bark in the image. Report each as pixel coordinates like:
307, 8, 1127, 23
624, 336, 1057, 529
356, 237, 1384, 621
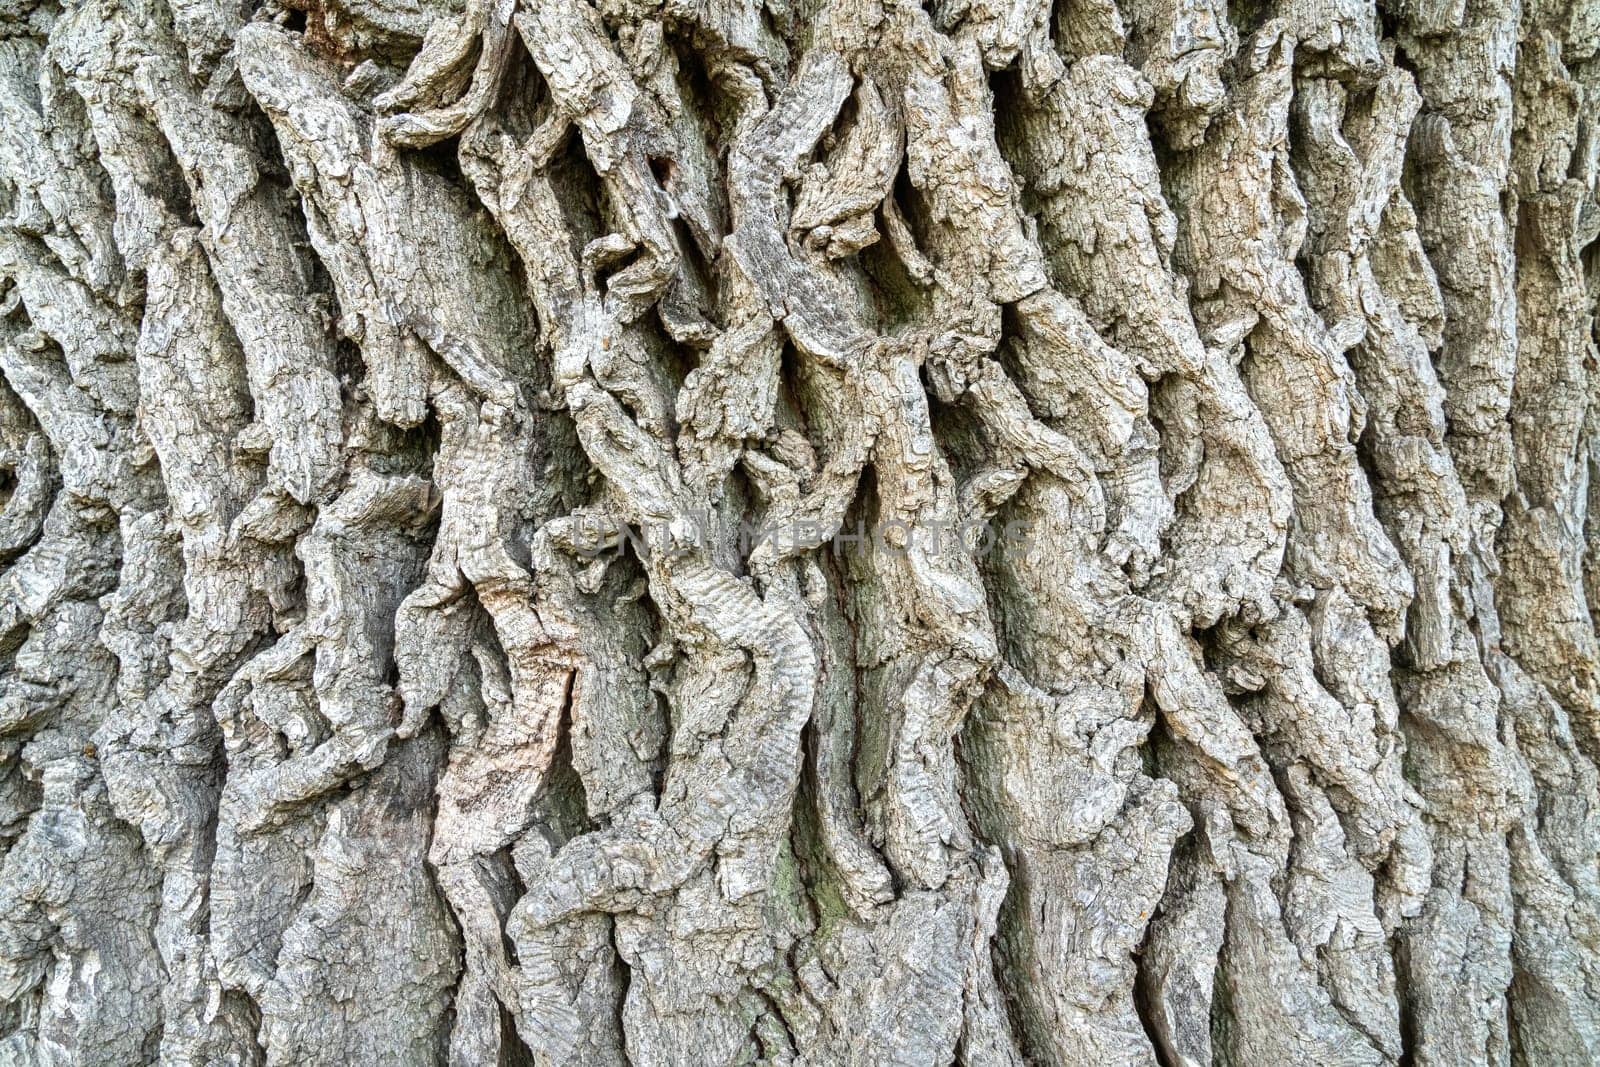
0, 0, 1598, 1061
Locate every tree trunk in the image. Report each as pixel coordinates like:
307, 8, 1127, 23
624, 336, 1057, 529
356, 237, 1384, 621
1, 0, 1598, 1061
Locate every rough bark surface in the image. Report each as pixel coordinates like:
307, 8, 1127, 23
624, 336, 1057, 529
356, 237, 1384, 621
0, 0, 1598, 1061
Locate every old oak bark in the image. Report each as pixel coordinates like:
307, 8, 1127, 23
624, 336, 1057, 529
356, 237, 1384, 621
1, 0, 1599, 1061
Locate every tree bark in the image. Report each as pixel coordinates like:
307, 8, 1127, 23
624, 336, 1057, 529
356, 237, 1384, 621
0, 0, 1598, 1061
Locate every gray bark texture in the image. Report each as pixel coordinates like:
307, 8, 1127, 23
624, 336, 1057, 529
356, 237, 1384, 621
0, 0, 1598, 1060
